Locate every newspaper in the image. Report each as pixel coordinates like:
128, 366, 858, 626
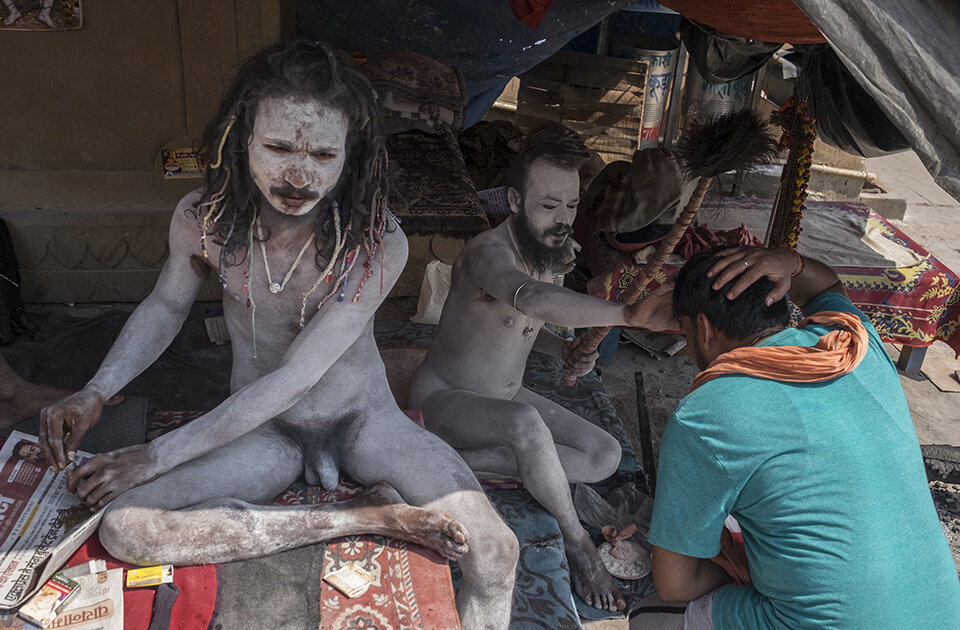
0, 432, 103, 611
0, 565, 122, 630
48, 567, 124, 630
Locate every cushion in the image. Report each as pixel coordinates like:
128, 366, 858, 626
386, 131, 488, 235
360, 51, 467, 135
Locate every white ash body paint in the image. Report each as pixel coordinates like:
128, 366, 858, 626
248, 96, 348, 217
38, 85, 519, 629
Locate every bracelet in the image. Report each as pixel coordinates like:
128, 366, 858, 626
513, 281, 532, 312
787, 248, 805, 277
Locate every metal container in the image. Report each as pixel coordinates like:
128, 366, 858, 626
611, 33, 679, 148
682, 64, 755, 125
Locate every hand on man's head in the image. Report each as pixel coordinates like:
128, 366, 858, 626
705, 247, 799, 305
626, 280, 678, 332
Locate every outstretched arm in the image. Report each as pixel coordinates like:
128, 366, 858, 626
465, 239, 675, 331
705, 246, 844, 313
40, 195, 208, 469
69, 225, 409, 509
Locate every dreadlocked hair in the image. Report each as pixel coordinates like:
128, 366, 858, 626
503, 123, 590, 195
193, 39, 389, 295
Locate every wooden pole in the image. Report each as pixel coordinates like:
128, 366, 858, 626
562, 175, 713, 386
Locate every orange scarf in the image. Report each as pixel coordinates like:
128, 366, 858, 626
690, 311, 869, 392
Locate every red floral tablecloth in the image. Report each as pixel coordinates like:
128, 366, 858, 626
588, 201, 960, 356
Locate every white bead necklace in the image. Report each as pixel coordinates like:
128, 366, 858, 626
255, 214, 316, 294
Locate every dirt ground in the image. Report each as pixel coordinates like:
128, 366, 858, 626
600, 150, 960, 572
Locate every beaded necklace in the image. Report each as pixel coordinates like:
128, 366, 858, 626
245, 216, 258, 358
299, 203, 344, 328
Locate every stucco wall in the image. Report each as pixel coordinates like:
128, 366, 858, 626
0, 0, 290, 302
0, 0, 288, 171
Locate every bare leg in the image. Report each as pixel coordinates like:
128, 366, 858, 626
457, 386, 622, 484
0, 354, 121, 427
37, 0, 56, 28
418, 388, 625, 612
2, 0, 20, 25
343, 411, 519, 630
99, 425, 468, 565
0, 354, 73, 427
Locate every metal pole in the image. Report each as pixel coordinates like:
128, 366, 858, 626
661, 41, 686, 146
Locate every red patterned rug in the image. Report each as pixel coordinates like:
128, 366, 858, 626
69, 535, 219, 630
319, 536, 459, 630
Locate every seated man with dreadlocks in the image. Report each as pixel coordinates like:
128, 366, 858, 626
650, 246, 960, 629
36, 40, 518, 628
409, 125, 676, 612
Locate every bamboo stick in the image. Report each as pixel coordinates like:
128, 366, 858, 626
562, 175, 713, 386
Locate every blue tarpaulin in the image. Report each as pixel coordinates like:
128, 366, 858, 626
297, 0, 634, 127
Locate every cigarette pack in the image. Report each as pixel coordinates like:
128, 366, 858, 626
125, 564, 174, 588
323, 563, 375, 598
18, 572, 80, 627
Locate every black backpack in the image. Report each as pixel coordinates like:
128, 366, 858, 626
0, 218, 35, 345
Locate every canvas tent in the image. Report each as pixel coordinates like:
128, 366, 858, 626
300, 0, 960, 202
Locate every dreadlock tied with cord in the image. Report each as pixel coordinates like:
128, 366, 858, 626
192, 39, 390, 324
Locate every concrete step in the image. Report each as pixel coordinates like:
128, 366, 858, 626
858, 188, 907, 220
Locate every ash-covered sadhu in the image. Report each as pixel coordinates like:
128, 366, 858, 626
38, 40, 518, 629
409, 124, 679, 612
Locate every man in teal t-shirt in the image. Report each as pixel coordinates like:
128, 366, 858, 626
648, 246, 960, 629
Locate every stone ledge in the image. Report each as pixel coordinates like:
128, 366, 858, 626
0, 169, 217, 303
0, 169, 199, 213
858, 189, 908, 221
0, 170, 455, 304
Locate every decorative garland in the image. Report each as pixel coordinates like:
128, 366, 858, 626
769, 97, 816, 248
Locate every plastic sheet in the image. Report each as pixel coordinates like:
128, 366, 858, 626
680, 18, 780, 83
798, 45, 910, 158
793, 0, 960, 201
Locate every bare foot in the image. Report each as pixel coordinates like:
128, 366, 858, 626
354, 482, 469, 561
1, 380, 72, 427
567, 533, 625, 612
2, 6, 21, 25
37, 8, 58, 28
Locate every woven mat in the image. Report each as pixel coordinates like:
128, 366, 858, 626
319, 536, 459, 630
386, 131, 488, 235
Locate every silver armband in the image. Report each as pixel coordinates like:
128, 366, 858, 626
513, 281, 533, 313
